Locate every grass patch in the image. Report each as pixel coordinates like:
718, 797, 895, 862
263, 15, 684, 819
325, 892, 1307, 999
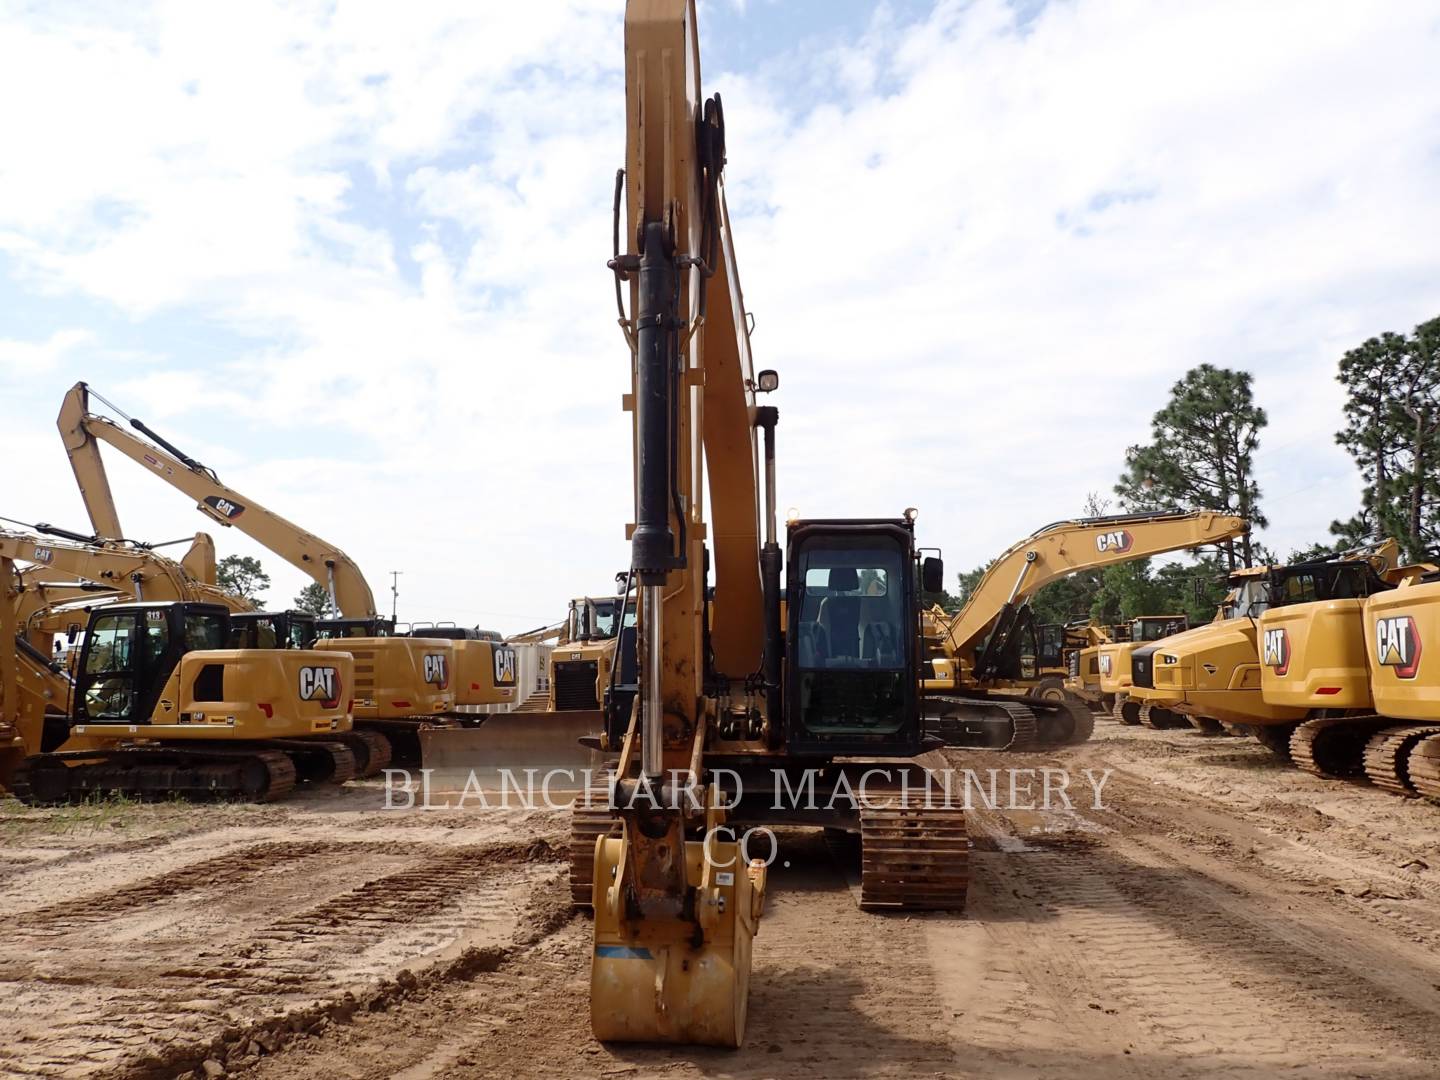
0, 789, 195, 841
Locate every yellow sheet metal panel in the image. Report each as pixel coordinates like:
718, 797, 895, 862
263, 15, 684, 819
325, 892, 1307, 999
315, 638, 452, 719
1260, 600, 1373, 709
1366, 581, 1440, 721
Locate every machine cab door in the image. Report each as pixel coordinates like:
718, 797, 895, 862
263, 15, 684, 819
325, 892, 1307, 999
74, 609, 175, 724
785, 523, 921, 757
1037, 623, 1065, 670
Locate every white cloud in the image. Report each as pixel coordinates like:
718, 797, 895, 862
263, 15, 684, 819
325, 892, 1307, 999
0, 0, 1437, 628
0, 329, 93, 373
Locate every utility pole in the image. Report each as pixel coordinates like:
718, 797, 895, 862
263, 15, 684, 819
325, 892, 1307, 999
389, 570, 402, 624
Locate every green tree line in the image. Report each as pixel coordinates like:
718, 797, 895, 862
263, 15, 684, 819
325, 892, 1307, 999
934, 314, 1439, 628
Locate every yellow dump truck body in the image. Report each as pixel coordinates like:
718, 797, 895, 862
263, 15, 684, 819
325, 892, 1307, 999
1136, 618, 1306, 726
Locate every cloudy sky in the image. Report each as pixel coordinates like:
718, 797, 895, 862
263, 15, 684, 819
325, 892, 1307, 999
1, 0, 1437, 632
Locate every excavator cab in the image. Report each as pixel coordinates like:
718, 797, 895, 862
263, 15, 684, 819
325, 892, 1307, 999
315, 617, 395, 639
785, 520, 927, 756
228, 610, 316, 650
405, 624, 502, 642
1133, 615, 1190, 642
74, 602, 228, 726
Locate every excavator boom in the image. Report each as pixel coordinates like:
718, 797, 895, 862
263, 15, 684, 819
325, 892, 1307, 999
943, 509, 1249, 662
58, 382, 376, 617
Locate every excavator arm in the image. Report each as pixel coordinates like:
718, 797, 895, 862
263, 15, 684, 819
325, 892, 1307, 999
0, 530, 202, 604
942, 510, 1248, 670
58, 382, 376, 617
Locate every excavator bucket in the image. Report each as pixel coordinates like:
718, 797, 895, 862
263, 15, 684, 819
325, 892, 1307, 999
417, 710, 607, 796
590, 833, 764, 1047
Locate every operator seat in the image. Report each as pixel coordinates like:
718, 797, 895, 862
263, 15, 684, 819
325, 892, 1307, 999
819, 595, 861, 661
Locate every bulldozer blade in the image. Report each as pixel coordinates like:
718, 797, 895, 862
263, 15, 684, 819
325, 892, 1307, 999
417, 710, 607, 797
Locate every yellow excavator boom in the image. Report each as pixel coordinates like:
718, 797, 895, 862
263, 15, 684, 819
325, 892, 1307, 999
59, 381, 376, 617
940, 510, 1249, 666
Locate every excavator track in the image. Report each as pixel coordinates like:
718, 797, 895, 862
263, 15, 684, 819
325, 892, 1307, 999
1408, 732, 1440, 800
266, 739, 357, 786
1252, 722, 1298, 759
356, 717, 457, 767
927, 697, 1039, 751
11, 747, 296, 805
332, 730, 393, 778
1362, 724, 1440, 796
1049, 695, 1095, 745
569, 780, 621, 909
858, 793, 968, 911
1290, 715, 1396, 779
1186, 715, 1225, 735
1017, 693, 1098, 745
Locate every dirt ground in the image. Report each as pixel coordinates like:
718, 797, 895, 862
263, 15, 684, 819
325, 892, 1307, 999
4, 721, 1440, 1080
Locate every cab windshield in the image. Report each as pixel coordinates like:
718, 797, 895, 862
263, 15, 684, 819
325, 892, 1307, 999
791, 538, 908, 740
796, 553, 903, 669
589, 599, 637, 640
1134, 618, 1185, 642
1226, 579, 1269, 619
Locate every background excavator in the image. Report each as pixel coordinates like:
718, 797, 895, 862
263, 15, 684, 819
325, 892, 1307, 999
0, 527, 238, 775
55, 382, 556, 769
581, 0, 968, 1047
0, 532, 364, 800
1361, 567, 1440, 798
924, 510, 1247, 749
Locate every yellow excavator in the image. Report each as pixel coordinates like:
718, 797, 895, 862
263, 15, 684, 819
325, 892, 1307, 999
56, 381, 529, 766
1254, 544, 1440, 789
579, 1, 970, 1046
0, 527, 232, 766
924, 510, 1247, 749
1363, 569, 1440, 798
1125, 544, 1402, 752
1, 535, 360, 801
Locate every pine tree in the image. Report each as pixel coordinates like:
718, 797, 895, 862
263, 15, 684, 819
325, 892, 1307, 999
1115, 364, 1267, 568
293, 581, 334, 616
1332, 318, 1440, 562
216, 555, 269, 603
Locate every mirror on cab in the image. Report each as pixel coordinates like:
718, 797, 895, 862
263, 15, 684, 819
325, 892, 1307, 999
922, 556, 945, 595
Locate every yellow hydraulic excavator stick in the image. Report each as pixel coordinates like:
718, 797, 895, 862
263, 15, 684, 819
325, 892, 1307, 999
60, 381, 378, 617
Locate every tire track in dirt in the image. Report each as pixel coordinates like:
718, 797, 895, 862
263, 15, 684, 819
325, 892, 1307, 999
11, 842, 338, 930
0, 839, 565, 1078
188, 844, 561, 993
